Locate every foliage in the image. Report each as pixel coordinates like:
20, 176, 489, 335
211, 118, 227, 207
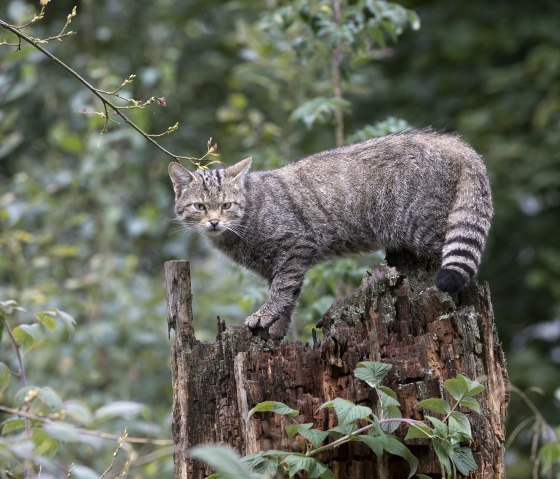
192, 361, 484, 479
1, 0, 560, 477
0, 299, 172, 478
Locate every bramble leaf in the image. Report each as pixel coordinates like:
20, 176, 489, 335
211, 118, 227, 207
357, 434, 383, 459
450, 446, 477, 475
248, 401, 299, 419
354, 361, 393, 387
379, 432, 418, 478
457, 397, 482, 414
190, 444, 258, 479
449, 411, 472, 441
404, 423, 433, 440
0, 362, 10, 392
324, 398, 372, 425
425, 416, 447, 437
417, 398, 451, 415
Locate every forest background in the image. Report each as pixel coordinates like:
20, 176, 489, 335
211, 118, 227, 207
1, 0, 559, 478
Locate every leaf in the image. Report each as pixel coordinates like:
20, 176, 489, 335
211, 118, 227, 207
432, 439, 453, 476
462, 376, 485, 398
379, 433, 419, 479
283, 454, 334, 479
443, 375, 469, 402
381, 405, 402, 433
32, 429, 59, 457
457, 397, 481, 414
94, 401, 145, 420
289, 97, 350, 129
190, 444, 258, 479
326, 398, 373, 425
327, 423, 356, 437
0, 362, 10, 392
539, 443, 560, 473
425, 416, 448, 437
448, 411, 472, 441
404, 423, 433, 440
13, 324, 44, 348
242, 452, 279, 476
357, 434, 383, 459
0, 300, 25, 315
36, 311, 56, 331
417, 398, 451, 415
354, 361, 393, 387
450, 446, 477, 475
248, 401, 299, 419
297, 425, 329, 448
37, 387, 63, 411
43, 422, 81, 442
415, 475, 432, 479
55, 308, 76, 337
2, 418, 27, 434
377, 386, 401, 407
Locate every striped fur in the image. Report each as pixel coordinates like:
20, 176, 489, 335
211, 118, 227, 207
169, 130, 493, 339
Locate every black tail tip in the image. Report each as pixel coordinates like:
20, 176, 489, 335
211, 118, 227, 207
435, 268, 468, 294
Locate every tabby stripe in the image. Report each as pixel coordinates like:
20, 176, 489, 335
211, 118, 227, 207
448, 221, 487, 238
445, 234, 483, 249
443, 248, 479, 264
443, 261, 475, 277
452, 205, 493, 220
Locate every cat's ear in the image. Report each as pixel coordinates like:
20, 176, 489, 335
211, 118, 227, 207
225, 157, 252, 182
168, 162, 198, 198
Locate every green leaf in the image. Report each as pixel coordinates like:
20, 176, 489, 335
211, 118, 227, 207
327, 423, 356, 437
377, 386, 400, 408
425, 416, 448, 437
248, 401, 299, 419
354, 361, 393, 387
190, 445, 258, 479
443, 375, 470, 402
415, 475, 432, 479
381, 405, 402, 433
450, 446, 477, 475
326, 398, 373, 425
404, 423, 433, 440
55, 308, 76, 337
242, 452, 279, 476
36, 387, 63, 412
283, 454, 334, 479
2, 418, 27, 434
94, 401, 145, 420
539, 443, 560, 473
457, 397, 481, 414
43, 422, 81, 442
13, 324, 44, 348
462, 376, 485, 398
357, 434, 383, 459
417, 398, 451, 415
379, 433, 419, 479
297, 425, 329, 448
36, 311, 56, 331
448, 411, 472, 441
0, 362, 10, 392
285, 423, 299, 439
432, 439, 453, 476
31, 428, 59, 457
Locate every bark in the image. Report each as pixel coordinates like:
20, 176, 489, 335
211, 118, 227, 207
165, 254, 509, 478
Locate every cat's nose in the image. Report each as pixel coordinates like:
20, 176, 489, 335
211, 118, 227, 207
209, 219, 220, 228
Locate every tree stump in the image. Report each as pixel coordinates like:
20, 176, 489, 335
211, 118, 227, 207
165, 254, 509, 478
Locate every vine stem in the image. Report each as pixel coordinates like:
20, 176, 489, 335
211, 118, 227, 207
0, 19, 197, 164
0, 405, 172, 446
307, 417, 426, 457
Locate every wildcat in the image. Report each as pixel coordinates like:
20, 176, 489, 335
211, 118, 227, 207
169, 130, 493, 339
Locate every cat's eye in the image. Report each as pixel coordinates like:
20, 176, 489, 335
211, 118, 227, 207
193, 203, 206, 211
222, 202, 233, 210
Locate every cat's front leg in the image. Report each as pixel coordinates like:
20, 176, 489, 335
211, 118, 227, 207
245, 259, 308, 339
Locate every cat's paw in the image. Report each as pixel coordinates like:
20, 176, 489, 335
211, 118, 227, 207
245, 311, 290, 340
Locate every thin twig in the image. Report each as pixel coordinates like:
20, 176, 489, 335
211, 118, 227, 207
0, 19, 200, 165
0, 405, 172, 446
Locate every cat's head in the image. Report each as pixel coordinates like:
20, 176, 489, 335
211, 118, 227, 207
168, 158, 251, 237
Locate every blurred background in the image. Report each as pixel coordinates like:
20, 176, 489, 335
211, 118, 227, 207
1, 0, 559, 477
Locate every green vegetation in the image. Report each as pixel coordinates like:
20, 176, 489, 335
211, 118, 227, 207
1, 0, 559, 477
193, 362, 484, 479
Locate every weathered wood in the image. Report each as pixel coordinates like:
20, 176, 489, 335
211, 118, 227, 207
166, 255, 509, 478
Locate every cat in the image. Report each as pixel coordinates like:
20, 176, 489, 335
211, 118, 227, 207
169, 130, 493, 339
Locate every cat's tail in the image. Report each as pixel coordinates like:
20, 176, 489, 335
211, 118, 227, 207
436, 154, 493, 294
